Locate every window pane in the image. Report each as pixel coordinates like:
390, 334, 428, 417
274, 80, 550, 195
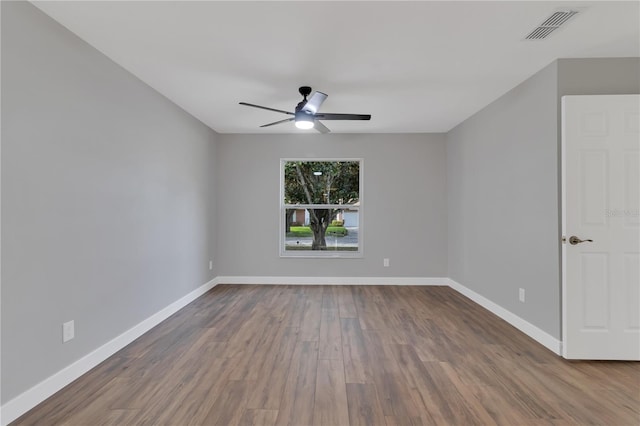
284, 208, 359, 252
284, 161, 359, 206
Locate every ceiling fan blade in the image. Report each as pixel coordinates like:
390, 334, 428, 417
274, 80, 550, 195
260, 118, 294, 128
239, 102, 294, 116
314, 120, 331, 134
301, 91, 328, 114
314, 113, 371, 121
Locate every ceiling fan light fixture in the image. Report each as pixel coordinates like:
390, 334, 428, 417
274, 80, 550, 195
295, 112, 314, 130
295, 120, 314, 130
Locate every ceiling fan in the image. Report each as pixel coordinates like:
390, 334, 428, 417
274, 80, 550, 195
239, 86, 371, 134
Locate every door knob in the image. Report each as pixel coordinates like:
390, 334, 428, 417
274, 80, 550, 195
569, 236, 593, 245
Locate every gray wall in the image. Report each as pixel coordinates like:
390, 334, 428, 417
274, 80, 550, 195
447, 61, 561, 337
1, 2, 217, 403
447, 58, 640, 340
215, 133, 447, 278
557, 58, 640, 97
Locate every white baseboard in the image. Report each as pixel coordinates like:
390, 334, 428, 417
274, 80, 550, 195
215, 276, 449, 286
0, 278, 219, 426
447, 278, 562, 355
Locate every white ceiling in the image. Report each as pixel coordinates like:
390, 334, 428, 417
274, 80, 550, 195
32, 1, 639, 134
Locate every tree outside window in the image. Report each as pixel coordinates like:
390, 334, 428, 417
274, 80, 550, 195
281, 159, 362, 257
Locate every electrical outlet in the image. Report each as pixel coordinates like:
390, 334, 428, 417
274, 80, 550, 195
63, 320, 75, 343
209, 260, 213, 270
383, 258, 390, 267
519, 288, 525, 303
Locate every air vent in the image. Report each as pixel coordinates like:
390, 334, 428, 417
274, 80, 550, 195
525, 10, 579, 40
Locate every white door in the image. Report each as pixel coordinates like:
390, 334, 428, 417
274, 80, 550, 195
562, 94, 640, 360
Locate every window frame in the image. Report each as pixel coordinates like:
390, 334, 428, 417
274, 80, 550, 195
279, 158, 364, 258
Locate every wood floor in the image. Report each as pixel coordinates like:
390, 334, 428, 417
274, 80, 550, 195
13, 285, 640, 426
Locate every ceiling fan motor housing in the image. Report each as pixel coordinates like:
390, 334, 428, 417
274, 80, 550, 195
295, 111, 314, 122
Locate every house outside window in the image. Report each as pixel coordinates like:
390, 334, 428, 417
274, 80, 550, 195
280, 159, 363, 258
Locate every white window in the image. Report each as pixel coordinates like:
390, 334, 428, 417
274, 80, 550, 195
280, 159, 363, 258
